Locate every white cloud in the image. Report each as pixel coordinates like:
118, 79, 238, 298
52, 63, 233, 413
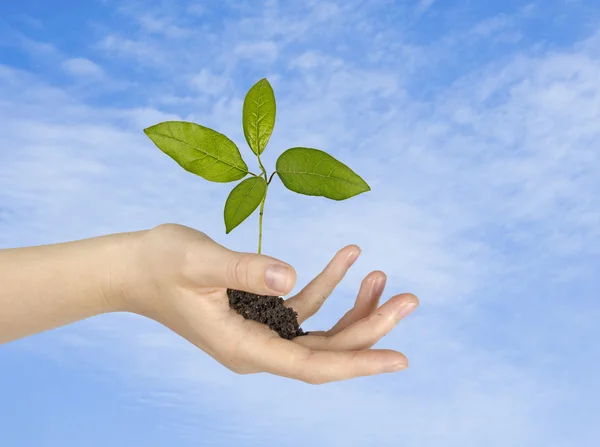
233, 41, 279, 63
112, 1, 193, 38
62, 57, 104, 78
472, 14, 511, 35
416, 0, 436, 14
289, 51, 343, 71
98, 34, 164, 66
136, 14, 190, 38
188, 69, 230, 95
2, 2, 599, 445
11, 14, 43, 29
15, 34, 59, 58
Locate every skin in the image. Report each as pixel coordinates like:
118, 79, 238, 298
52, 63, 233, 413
0, 223, 419, 385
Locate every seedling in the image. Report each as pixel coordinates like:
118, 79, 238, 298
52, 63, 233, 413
144, 78, 370, 338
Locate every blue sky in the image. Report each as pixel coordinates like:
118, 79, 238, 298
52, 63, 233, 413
1, 0, 599, 445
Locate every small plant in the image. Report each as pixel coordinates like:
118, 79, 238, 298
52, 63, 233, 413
143, 78, 370, 338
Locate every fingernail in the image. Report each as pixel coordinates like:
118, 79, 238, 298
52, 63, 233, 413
346, 248, 361, 266
386, 361, 408, 372
265, 264, 293, 294
372, 276, 386, 297
397, 301, 418, 319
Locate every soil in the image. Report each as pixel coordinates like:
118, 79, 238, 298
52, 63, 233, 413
227, 289, 308, 340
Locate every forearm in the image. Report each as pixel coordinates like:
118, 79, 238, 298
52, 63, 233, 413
0, 230, 144, 343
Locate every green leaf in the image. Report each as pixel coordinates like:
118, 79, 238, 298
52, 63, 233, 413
144, 121, 248, 183
276, 148, 371, 200
243, 78, 276, 155
224, 176, 267, 233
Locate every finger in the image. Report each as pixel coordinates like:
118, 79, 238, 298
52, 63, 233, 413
192, 241, 297, 296
285, 245, 361, 324
249, 336, 408, 384
294, 293, 419, 351
326, 271, 387, 336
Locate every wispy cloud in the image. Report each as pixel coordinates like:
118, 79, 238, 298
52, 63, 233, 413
234, 41, 279, 63
416, 0, 436, 15
98, 34, 164, 66
62, 57, 105, 78
187, 69, 231, 96
1, 1, 599, 445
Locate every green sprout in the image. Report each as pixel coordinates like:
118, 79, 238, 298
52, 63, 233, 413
144, 78, 370, 254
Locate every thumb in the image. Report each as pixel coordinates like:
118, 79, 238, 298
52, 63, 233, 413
203, 247, 297, 296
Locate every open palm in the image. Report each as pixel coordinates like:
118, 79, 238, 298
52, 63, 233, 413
132, 225, 418, 385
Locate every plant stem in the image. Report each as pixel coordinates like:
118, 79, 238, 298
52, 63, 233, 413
267, 171, 277, 185
258, 188, 267, 254
257, 154, 268, 254
257, 155, 267, 178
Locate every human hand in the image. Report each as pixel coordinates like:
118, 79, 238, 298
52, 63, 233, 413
118, 224, 419, 384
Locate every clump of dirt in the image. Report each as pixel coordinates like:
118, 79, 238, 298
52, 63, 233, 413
227, 289, 308, 340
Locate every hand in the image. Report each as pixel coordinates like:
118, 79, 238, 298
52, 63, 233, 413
121, 223, 419, 385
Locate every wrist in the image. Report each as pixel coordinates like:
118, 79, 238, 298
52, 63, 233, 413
100, 229, 148, 314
